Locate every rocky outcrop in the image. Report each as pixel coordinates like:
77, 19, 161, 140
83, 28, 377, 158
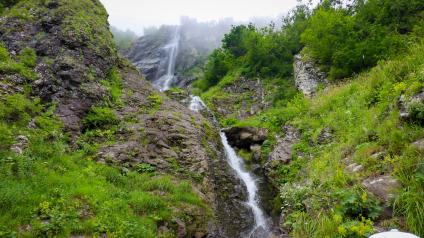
293, 54, 328, 97
317, 127, 334, 145
125, 26, 172, 81
222, 126, 268, 150
209, 77, 268, 120
0, 0, 117, 137
398, 91, 424, 121
264, 125, 300, 177
363, 175, 400, 204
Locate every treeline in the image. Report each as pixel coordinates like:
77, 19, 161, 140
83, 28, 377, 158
195, 0, 424, 91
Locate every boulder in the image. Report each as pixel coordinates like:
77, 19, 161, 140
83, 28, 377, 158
363, 175, 400, 204
317, 127, 334, 145
398, 92, 424, 120
293, 54, 328, 97
266, 125, 300, 167
223, 127, 268, 150
10, 135, 29, 154
412, 138, 424, 151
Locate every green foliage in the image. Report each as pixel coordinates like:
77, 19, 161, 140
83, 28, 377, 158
135, 163, 155, 174
336, 189, 381, 220
300, 0, 423, 80
145, 92, 163, 115
408, 102, 424, 125
83, 106, 118, 130
0, 45, 37, 80
18, 47, 37, 68
102, 67, 123, 105
0, 93, 210, 237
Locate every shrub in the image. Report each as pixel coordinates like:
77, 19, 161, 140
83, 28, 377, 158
408, 102, 424, 125
83, 106, 118, 129
18, 47, 37, 68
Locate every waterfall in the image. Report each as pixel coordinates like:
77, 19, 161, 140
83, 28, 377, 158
189, 96, 270, 237
154, 27, 180, 91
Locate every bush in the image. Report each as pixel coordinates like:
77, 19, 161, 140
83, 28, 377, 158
83, 106, 118, 129
408, 102, 424, 125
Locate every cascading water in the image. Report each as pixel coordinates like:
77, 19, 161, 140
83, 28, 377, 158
189, 96, 270, 237
154, 27, 180, 91
151, 25, 270, 237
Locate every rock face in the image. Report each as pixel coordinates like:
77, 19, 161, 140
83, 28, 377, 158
209, 77, 269, 120
222, 126, 268, 150
293, 54, 328, 97
126, 23, 228, 86
126, 26, 172, 81
265, 125, 300, 178
0, 0, 117, 136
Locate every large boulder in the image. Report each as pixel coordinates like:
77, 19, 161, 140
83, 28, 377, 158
223, 126, 268, 150
293, 54, 328, 97
363, 175, 400, 204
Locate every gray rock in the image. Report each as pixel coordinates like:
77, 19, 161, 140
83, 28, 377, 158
10, 135, 29, 154
412, 138, 424, 151
398, 92, 424, 120
363, 175, 400, 204
317, 127, 334, 145
265, 125, 300, 175
223, 127, 268, 150
346, 163, 364, 174
293, 54, 328, 97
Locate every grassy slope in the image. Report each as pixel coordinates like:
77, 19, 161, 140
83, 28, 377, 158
0, 1, 210, 237
201, 40, 424, 237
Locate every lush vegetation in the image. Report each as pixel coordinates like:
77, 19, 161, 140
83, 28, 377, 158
0, 2, 211, 237
197, 0, 424, 237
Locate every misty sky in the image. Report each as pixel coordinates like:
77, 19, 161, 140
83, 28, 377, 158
99, 0, 301, 35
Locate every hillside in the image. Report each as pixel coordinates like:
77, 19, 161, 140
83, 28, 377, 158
195, 0, 424, 237
0, 0, 254, 237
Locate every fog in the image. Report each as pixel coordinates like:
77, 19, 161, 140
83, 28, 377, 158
99, 0, 301, 35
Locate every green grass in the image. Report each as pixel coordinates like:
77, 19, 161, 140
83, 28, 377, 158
273, 41, 424, 237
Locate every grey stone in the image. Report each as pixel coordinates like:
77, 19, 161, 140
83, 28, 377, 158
398, 92, 424, 120
363, 175, 400, 203
293, 54, 328, 97
264, 125, 300, 177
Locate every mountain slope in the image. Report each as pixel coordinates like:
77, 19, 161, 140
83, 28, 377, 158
0, 0, 252, 237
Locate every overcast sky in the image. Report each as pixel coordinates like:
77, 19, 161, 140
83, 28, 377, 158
99, 0, 302, 35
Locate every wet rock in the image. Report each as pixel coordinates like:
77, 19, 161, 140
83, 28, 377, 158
363, 175, 400, 204
317, 127, 334, 145
223, 127, 268, 150
265, 125, 300, 174
293, 54, 328, 97
250, 226, 268, 238
10, 135, 29, 154
398, 92, 424, 120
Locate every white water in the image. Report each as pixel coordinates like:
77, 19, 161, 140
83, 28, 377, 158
189, 96, 269, 236
220, 132, 269, 236
189, 95, 206, 112
154, 27, 180, 91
